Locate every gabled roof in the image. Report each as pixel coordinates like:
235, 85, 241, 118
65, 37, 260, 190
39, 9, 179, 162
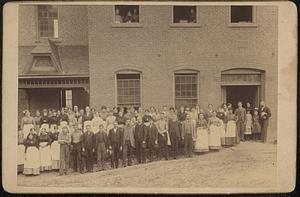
19, 39, 89, 77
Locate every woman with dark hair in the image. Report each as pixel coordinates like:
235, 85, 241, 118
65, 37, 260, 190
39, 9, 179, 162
21, 110, 36, 138
23, 128, 40, 175
195, 113, 209, 153
39, 124, 52, 172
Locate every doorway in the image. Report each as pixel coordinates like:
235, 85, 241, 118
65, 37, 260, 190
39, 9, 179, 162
224, 86, 259, 110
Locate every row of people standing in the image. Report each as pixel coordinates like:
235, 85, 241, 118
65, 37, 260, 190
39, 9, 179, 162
18, 101, 271, 175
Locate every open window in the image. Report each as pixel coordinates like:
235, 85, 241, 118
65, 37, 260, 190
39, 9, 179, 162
116, 73, 141, 108
37, 5, 58, 38
114, 5, 140, 23
230, 5, 255, 23
173, 6, 197, 23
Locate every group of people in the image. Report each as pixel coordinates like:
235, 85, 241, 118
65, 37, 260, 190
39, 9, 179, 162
18, 100, 271, 176
115, 8, 139, 23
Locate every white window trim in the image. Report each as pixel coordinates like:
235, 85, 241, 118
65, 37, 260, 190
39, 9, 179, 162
173, 70, 200, 108
35, 5, 62, 43
170, 5, 201, 28
228, 5, 258, 28
111, 5, 143, 28
114, 70, 142, 107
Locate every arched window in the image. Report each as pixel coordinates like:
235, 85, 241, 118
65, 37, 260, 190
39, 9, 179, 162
116, 69, 141, 108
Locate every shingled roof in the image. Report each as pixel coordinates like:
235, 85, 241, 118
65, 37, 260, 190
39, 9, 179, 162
19, 39, 89, 77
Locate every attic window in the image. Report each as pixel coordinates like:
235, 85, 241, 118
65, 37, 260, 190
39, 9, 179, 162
38, 5, 58, 38
114, 5, 140, 23
173, 6, 197, 23
230, 6, 254, 23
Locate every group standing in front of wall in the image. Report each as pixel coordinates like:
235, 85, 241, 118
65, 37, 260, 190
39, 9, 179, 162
18, 100, 271, 176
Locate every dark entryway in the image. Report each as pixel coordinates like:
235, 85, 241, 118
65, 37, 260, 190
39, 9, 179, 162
225, 86, 259, 110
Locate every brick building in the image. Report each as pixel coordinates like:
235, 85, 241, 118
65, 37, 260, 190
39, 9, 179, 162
18, 4, 278, 142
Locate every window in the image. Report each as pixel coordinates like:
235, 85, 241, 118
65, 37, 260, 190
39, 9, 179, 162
173, 6, 197, 23
65, 90, 73, 108
230, 6, 253, 23
117, 74, 141, 107
114, 5, 140, 23
37, 5, 58, 38
175, 73, 198, 108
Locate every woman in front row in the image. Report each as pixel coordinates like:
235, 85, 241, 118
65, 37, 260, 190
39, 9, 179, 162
208, 111, 222, 150
23, 128, 40, 175
194, 113, 209, 153
224, 108, 237, 146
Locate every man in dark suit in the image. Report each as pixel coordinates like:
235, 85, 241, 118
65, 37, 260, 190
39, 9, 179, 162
82, 124, 95, 172
134, 116, 146, 164
108, 121, 123, 169
145, 117, 158, 162
259, 101, 271, 143
168, 114, 181, 159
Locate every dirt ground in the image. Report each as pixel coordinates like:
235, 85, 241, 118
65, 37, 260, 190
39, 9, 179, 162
18, 141, 276, 188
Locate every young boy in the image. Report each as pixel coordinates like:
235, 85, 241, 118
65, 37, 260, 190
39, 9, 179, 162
95, 124, 108, 171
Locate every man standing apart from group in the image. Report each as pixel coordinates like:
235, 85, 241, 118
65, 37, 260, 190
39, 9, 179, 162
259, 101, 271, 143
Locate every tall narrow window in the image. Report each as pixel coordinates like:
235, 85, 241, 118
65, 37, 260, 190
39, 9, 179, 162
65, 90, 73, 108
230, 6, 253, 23
117, 73, 141, 107
175, 73, 198, 108
38, 5, 58, 38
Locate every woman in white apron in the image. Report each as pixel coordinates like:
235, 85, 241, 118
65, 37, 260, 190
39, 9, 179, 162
50, 125, 60, 170
23, 128, 40, 175
225, 108, 237, 146
17, 129, 25, 173
208, 111, 222, 150
39, 124, 52, 171
92, 112, 106, 134
195, 113, 209, 153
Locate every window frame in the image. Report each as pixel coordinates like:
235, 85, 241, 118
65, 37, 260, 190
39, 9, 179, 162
35, 5, 60, 42
173, 70, 199, 109
64, 89, 73, 108
170, 5, 201, 28
112, 5, 143, 28
115, 70, 142, 108
228, 5, 258, 27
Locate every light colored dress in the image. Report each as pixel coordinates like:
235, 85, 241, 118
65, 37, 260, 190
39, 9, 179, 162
245, 113, 253, 135
106, 115, 116, 134
39, 132, 52, 171
23, 135, 40, 175
195, 119, 209, 153
21, 116, 35, 139
91, 117, 106, 134
208, 117, 222, 150
50, 132, 60, 169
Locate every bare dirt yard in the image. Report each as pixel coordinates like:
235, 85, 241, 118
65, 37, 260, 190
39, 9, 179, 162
18, 141, 276, 188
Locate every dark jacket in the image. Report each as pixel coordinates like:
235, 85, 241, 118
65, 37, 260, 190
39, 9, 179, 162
177, 111, 186, 122
259, 106, 271, 121
168, 120, 181, 139
82, 131, 95, 149
134, 123, 146, 142
108, 128, 123, 146
145, 123, 158, 142
95, 131, 108, 149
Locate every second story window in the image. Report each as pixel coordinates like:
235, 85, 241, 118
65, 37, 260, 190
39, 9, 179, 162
173, 6, 197, 23
231, 6, 253, 23
115, 5, 139, 23
38, 5, 58, 38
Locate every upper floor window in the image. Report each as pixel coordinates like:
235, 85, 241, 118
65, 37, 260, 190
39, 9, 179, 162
230, 6, 253, 23
38, 5, 58, 38
173, 6, 197, 23
114, 5, 140, 23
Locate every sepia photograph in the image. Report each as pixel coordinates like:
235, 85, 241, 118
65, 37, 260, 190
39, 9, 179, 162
2, 1, 297, 194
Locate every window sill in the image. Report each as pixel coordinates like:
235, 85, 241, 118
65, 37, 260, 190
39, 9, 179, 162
35, 38, 62, 44
228, 23, 258, 28
170, 23, 201, 28
112, 23, 143, 28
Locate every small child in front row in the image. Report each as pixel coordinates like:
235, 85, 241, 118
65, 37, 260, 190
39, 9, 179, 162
244, 110, 252, 141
